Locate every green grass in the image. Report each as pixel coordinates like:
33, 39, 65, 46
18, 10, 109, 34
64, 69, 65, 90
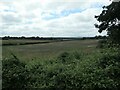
2, 39, 50, 44
2, 39, 99, 61
2, 39, 55, 46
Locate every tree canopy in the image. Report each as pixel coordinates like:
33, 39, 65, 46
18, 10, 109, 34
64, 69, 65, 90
95, 1, 120, 44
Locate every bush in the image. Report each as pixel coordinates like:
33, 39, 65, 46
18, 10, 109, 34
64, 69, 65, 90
2, 57, 27, 89
2, 49, 120, 89
57, 51, 82, 64
57, 52, 72, 63
97, 39, 107, 48
81, 48, 120, 89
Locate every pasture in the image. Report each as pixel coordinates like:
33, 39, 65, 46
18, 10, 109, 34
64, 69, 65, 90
2, 39, 99, 61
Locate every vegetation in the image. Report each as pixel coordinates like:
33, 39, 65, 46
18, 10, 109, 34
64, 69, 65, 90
2, 40, 98, 60
2, 47, 120, 89
95, 1, 120, 45
2, 1, 120, 89
2, 36, 105, 40
2, 56, 27, 89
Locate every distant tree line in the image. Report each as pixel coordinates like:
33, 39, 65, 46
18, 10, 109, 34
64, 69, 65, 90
1, 35, 107, 40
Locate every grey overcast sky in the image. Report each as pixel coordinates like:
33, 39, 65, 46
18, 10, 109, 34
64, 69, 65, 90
0, 0, 112, 37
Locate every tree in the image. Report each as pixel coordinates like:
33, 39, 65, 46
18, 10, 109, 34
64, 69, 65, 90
95, 1, 120, 44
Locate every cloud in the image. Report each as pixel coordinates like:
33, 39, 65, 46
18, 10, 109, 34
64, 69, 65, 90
43, 8, 103, 37
1, 13, 21, 24
0, 0, 111, 37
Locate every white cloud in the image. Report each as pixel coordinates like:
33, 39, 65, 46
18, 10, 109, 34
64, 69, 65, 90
0, 0, 111, 37
42, 8, 104, 36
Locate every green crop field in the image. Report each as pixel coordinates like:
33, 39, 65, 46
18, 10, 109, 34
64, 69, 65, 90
2, 39, 99, 61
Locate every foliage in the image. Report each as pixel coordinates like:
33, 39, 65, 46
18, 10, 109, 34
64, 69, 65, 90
2, 49, 120, 89
95, 1, 120, 44
2, 56, 27, 89
83, 48, 120, 89
97, 39, 107, 48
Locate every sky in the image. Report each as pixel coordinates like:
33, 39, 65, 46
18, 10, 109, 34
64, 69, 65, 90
0, 0, 112, 37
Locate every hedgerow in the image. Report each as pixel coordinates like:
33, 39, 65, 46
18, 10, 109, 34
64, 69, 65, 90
2, 48, 120, 89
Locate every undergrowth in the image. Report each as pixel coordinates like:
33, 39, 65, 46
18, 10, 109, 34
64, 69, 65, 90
2, 48, 120, 89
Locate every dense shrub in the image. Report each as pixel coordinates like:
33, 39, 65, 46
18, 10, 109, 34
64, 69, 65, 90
2, 49, 120, 89
57, 51, 82, 64
2, 57, 27, 89
97, 39, 120, 49
57, 52, 71, 63
80, 48, 120, 89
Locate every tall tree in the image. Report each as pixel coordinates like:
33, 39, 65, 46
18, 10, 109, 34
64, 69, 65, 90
95, 1, 120, 44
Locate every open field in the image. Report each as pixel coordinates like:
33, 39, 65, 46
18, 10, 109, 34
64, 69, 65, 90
2, 39, 99, 61
2, 39, 58, 46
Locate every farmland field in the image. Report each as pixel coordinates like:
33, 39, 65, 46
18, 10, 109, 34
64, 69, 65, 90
2, 39, 99, 61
